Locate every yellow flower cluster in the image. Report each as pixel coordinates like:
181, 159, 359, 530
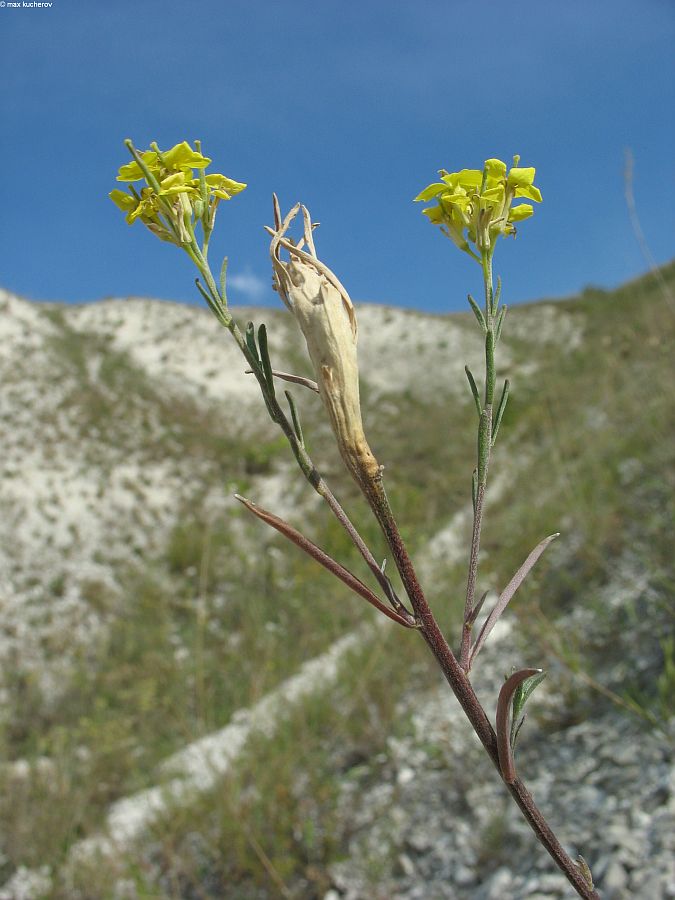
415, 156, 542, 257
109, 141, 246, 245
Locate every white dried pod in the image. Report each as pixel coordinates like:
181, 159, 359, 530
268, 199, 380, 486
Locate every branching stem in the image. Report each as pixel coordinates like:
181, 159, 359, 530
358, 475, 599, 899
185, 208, 598, 900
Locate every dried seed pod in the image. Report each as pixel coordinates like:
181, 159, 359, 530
268, 199, 380, 488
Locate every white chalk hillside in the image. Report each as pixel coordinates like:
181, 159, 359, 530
0, 287, 579, 714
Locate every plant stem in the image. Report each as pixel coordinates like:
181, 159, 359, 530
195, 247, 598, 898
203, 284, 411, 620
360, 476, 599, 899
460, 247, 497, 669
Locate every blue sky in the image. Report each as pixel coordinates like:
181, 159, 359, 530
0, 0, 673, 313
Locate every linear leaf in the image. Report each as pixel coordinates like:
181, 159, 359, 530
219, 256, 228, 300
257, 324, 275, 397
469, 533, 559, 668
465, 365, 482, 416
285, 390, 305, 448
235, 494, 414, 627
467, 293, 487, 331
496, 668, 541, 783
492, 379, 510, 445
245, 322, 260, 365
495, 304, 507, 342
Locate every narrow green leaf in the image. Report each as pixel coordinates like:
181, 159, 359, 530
245, 322, 260, 364
493, 275, 502, 314
285, 390, 305, 448
471, 468, 478, 514
477, 411, 489, 485
492, 379, 510, 445
510, 670, 547, 748
467, 293, 487, 332
485, 330, 495, 407
495, 304, 507, 343
257, 324, 276, 398
219, 256, 229, 300
195, 278, 227, 325
464, 365, 482, 417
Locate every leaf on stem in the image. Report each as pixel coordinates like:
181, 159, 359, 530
219, 256, 228, 300
257, 324, 276, 397
495, 304, 507, 343
496, 668, 541, 783
467, 293, 487, 332
469, 533, 559, 668
245, 322, 260, 365
195, 278, 228, 326
471, 467, 478, 514
465, 366, 482, 417
466, 588, 492, 627
248, 369, 319, 393
574, 855, 595, 890
493, 275, 502, 315
234, 494, 415, 628
285, 390, 305, 448
510, 670, 547, 748
492, 379, 510, 445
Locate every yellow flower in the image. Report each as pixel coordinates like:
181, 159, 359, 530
415, 156, 542, 256
110, 140, 246, 246
202, 173, 247, 200
158, 170, 199, 198
116, 141, 211, 183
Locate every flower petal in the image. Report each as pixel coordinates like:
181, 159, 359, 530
205, 173, 247, 198
109, 189, 137, 211
116, 151, 159, 182
484, 158, 507, 179
414, 182, 448, 202
422, 205, 444, 223
514, 183, 542, 203
507, 166, 536, 188
456, 169, 483, 189
162, 141, 211, 171
508, 203, 534, 221
158, 171, 197, 196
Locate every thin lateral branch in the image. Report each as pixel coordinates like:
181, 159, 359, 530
315, 481, 413, 622
227, 316, 411, 624
496, 668, 541, 783
469, 533, 559, 670
235, 494, 416, 628
245, 368, 320, 393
